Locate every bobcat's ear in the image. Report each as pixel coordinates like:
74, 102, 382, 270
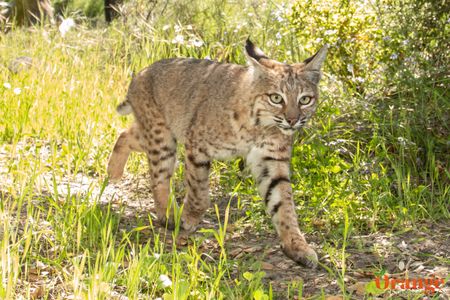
302, 45, 328, 83
245, 38, 269, 63
245, 38, 270, 71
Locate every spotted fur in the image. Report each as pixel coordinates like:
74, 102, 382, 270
107, 39, 327, 268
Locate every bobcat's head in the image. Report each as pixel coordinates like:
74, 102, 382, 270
245, 39, 327, 135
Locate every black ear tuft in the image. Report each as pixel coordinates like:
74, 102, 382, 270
245, 38, 269, 62
303, 52, 317, 65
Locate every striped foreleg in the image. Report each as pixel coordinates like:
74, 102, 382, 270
247, 148, 318, 268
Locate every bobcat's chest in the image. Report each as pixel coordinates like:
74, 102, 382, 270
202, 127, 256, 160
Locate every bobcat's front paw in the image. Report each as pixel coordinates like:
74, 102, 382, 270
281, 237, 318, 269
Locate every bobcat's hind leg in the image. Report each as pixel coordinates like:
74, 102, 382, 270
135, 118, 178, 228
181, 145, 211, 232
107, 122, 143, 181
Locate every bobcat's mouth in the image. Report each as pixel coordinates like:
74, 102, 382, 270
273, 117, 306, 134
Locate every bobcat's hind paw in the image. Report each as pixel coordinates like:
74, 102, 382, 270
106, 165, 124, 182
157, 217, 175, 230
155, 211, 176, 230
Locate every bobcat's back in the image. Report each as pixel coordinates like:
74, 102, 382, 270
119, 58, 251, 143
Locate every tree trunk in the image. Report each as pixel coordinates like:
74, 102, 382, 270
13, 0, 54, 26
104, 0, 120, 23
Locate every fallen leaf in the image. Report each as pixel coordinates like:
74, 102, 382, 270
397, 240, 408, 250
276, 262, 291, 270
398, 260, 405, 271
229, 248, 242, 258
28, 273, 41, 282
226, 224, 235, 232
29, 268, 40, 275
349, 282, 368, 296
433, 266, 448, 278
30, 285, 44, 299
176, 235, 188, 246
261, 262, 275, 270
353, 270, 374, 278
243, 246, 262, 253
415, 265, 425, 273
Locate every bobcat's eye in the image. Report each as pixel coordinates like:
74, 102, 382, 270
269, 93, 284, 105
299, 96, 314, 106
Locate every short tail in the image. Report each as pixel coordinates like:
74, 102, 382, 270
116, 99, 132, 115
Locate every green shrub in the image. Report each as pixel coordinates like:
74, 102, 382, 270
290, 0, 383, 93
54, 0, 104, 18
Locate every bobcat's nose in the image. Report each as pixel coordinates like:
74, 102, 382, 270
287, 117, 298, 127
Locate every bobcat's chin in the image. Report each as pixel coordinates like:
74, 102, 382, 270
279, 127, 296, 136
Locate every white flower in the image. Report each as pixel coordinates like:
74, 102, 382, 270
59, 18, 75, 38
13, 87, 21, 95
172, 34, 184, 44
276, 32, 282, 40
158, 274, 172, 288
324, 29, 337, 36
347, 64, 354, 73
390, 53, 398, 60
3, 82, 11, 89
397, 137, 406, 146
191, 39, 203, 47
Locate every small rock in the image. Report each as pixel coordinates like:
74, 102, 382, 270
8, 56, 33, 73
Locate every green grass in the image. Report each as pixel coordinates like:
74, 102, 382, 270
0, 0, 449, 298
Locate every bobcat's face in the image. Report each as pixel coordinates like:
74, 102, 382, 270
256, 70, 319, 135
245, 40, 327, 135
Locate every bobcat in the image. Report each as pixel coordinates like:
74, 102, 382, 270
107, 39, 327, 268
